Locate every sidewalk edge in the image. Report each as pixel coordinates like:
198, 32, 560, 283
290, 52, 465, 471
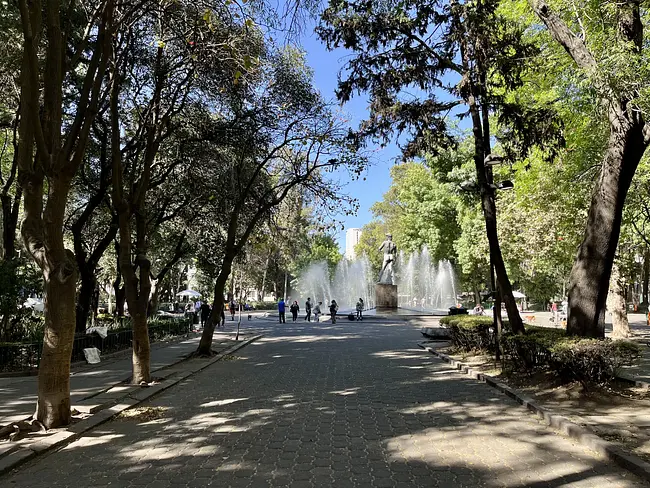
418, 343, 650, 482
0, 335, 262, 477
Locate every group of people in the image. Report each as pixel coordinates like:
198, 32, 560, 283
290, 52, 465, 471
185, 299, 235, 329
277, 297, 365, 324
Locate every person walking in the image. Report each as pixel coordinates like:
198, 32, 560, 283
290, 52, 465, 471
313, 301, 322, 322
329, 300, 338, 324
229, 300, 237, 321
551, 301, 558, 324
305, 297, 313, 322
356, 298, 364, 321
290, 300, 300, 322
200, 302, 211, 328
278, 298, 286, 324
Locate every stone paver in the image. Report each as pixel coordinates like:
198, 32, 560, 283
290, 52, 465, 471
1, 318, 647, 487
0, 329, 248, 425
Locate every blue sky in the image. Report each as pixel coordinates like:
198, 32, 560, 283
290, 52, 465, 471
299, 23, 402, 250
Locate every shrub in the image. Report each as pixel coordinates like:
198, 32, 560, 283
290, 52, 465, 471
500, 326, 564, 370
500, 325, 641, 385
548, 338, 641, 385
440, 315, 506, 353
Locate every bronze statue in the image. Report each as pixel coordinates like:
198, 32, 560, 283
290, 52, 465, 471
378, 234, 397, 284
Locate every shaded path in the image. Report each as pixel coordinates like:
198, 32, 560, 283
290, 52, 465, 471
0, 331, 244, 425
2, 319, 646, 487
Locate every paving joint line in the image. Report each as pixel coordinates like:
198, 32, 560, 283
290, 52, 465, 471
418, 342, 650, 482
0, 334, 262, 477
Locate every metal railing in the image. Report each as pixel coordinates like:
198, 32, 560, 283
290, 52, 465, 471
0, 318, 191, 373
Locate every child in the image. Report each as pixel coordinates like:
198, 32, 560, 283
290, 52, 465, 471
313, 301, 322, 322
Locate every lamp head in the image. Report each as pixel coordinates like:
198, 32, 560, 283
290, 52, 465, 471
484, 153, 505, 166
459, 180, 479, 192
497, 180, 515, 190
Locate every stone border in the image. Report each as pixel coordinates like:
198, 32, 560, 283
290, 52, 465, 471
418, 343, 650, 482
0, 335, 262, 476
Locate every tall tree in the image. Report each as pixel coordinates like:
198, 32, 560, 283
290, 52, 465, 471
317, 0, 549, 333
530, 1, 650, 337
196, 48, 365, 355
15, 0, 115, 428
109, 1, 255, 383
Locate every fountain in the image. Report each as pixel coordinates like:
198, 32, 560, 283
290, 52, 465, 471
292, 246, 457, 315
395, 247, 457, 313
292, 256, 375, 312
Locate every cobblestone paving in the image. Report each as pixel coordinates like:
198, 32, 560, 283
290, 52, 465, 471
2, 319, 647, 487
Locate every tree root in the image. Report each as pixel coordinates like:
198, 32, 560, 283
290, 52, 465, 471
188, 349, 216, 359
0, 419, 46, 442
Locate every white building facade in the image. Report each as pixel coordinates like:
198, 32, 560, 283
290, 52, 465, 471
345, 228, 363, 260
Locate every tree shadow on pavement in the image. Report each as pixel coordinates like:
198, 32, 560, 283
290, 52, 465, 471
1, 319, 646, 487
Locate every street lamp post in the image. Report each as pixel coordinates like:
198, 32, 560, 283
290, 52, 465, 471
485, 154, 505, 361
458, 153, 513, 361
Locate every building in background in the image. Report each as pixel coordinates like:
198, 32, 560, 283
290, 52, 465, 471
345, 228, 363, 260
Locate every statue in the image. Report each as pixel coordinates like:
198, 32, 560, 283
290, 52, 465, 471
378, 234, 397, 284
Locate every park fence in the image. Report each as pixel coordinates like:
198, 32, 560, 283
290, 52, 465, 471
0, 317, 191, 373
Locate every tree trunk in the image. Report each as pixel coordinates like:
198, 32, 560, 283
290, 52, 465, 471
36, 253, 77, 427
608, 262, 631, 338
130, 313, 150, 383
643, 248, 649, 305
1, 190, 21, 262
75, 271, 96, 334
531, 0, 648, 337
473, 284, 481, 306
115, 285, 126, 317
458, 20, 524, 335
197, 253, 235, 355
149, 279, 160, 317
567, 106, 646, 337
259, 252, 271, 301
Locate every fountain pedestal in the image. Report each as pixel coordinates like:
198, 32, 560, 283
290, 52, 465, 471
375, 283, 398, 311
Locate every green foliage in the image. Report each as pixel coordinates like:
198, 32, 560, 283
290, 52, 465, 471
501, 326, 641, 386
440, 315, 501, 353
0, 258, 43, 342
293, 233, 342, 274
355, 220, 390, 277
371, 163, 460, 261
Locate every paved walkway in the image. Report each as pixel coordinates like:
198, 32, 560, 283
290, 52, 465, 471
1, 317, 645, 487
0, 328, 250, 425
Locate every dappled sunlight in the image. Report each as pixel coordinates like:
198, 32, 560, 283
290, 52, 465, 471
216, 461, 259, 472
371, 350, 424, 360
201, 397, 249, 407
329, 387, 361, 396
272, 394, 295, 402
3, 318, 642, 488
239, 408, 276, 417
260, 334, 363, 344
63, 433, 125, 448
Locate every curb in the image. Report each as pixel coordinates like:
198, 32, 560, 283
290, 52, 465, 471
615, 373, 650, 390
0, 335, 262, 476
418, 343, 650, 482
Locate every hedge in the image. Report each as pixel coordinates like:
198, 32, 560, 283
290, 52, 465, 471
440, 316, 641, 386
440, 315, 505, 353
502, 326, 641, 386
